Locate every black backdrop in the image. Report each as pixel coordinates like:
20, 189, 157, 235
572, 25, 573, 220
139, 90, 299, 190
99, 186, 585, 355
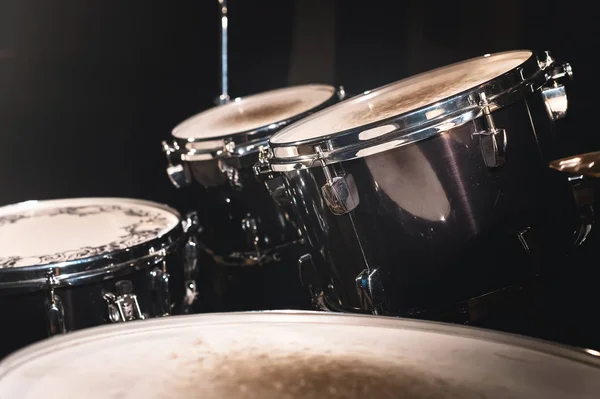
0, 0, 596, 208
1, 0, 599, 347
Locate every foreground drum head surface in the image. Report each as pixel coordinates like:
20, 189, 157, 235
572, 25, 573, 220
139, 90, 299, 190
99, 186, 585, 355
1, 312, 599, 398
270, 51, 532, 144
172, 84, 336, 140
0, 198, 180, 268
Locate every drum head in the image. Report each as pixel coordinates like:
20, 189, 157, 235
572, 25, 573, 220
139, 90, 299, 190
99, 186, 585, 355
172, 84, 336, 140
1, 311, 598, 398
270, 51, 532, 145
0, 198, 180, 268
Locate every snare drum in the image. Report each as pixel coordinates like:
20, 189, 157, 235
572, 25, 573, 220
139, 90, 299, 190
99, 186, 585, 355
0, 197, 197, 358
1, 311, 599, 398
162, 84, 344, 312
256, 50, 582, 319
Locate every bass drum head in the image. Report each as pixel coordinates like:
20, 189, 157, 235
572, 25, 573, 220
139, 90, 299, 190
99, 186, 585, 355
1, 311, 599, 398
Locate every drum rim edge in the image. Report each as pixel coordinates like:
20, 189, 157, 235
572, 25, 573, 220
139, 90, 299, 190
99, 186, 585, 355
0, 197, 184, 292
167, 84, 342, 162
1, 310, 598, 380
264, 49, 556, 171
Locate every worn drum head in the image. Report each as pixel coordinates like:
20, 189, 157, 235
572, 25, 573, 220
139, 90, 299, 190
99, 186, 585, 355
0, 198, 180, 269
172, 84, 336, 140
1, 311, 599, 398
270, 51, 532, 145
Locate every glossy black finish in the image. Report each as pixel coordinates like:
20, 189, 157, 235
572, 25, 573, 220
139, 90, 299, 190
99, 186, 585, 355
188, 158, 302, 260
283, 91, 580, 317
190, 240, 313, 313
180, 154, 313, 311
0, 250, 185, 359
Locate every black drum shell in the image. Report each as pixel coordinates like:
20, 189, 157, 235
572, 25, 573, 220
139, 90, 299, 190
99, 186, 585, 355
178, 155, 313, 312
281, 90, 580, 317
0, 249, 186, 359
186, 156, 302, 258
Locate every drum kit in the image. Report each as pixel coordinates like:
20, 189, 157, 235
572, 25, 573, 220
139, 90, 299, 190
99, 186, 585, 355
1, 2, 600, 396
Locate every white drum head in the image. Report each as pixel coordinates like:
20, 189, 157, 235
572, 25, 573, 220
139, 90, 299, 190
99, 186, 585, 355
1, 312, 598, 398
172, 84, 336, 140
0, 198, 180, 268
270, 51, 532, 144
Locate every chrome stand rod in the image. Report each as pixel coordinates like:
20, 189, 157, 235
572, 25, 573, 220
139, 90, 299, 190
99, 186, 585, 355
217, 0, 230, 104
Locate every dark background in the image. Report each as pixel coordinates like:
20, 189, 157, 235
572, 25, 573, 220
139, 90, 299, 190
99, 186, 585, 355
1, 0, 599, 348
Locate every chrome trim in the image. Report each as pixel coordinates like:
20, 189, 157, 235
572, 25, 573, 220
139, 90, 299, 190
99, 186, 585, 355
165, 86, 341, 163
263, 50, 569, 172
103, 280, 146, 322
0, 198, 184, 293
44, 270, 66, 336
217, 0, 229, 105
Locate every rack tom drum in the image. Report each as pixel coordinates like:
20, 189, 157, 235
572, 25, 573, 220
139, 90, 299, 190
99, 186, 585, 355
256, 50, 583, 321
162, 84, 344, 312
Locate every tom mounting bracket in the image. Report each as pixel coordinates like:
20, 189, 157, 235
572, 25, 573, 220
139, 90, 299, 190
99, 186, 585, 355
539, 50, 573, 121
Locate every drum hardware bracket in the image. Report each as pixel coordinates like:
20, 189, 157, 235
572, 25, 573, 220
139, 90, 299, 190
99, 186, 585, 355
316, 146, 360, 215
44, 270, 66, 336
241, 215, 263, 262
149, 261, 171, 317
472, 93, 507, 168
568, 174, 594, 247
298, 253, 332, 312
162, 141, 192, 188
255, 146, 292, 206
255, 145, 273, 171
103, 280, 145, 323
516, 226, 540, 255
355, 268, 385, 315
218, 140, 243, 190
147, 247, 172, 316
539, 50, 573, 121
208, 238, 293, 267
181, 211, 200, 314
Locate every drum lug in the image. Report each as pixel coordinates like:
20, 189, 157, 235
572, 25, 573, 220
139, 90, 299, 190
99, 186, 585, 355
254, 145, 273, 174
218, 140, 243, 190
103, 280, 145, 323
298, 253, 330, 311
162, 141, 192, 188
218, 158, 243, 191
149, 262, 171, 317
254, 146, 293, 206
241, 215, 264, 262
472, 93, 507, 168
568, 175, 594, 247
316, 146, 360, 215
181, 211, 200, 314
355, 268, 385, 315
336, 85, 346, 101
181, 210, 201, 240
45, 270, 66, 336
